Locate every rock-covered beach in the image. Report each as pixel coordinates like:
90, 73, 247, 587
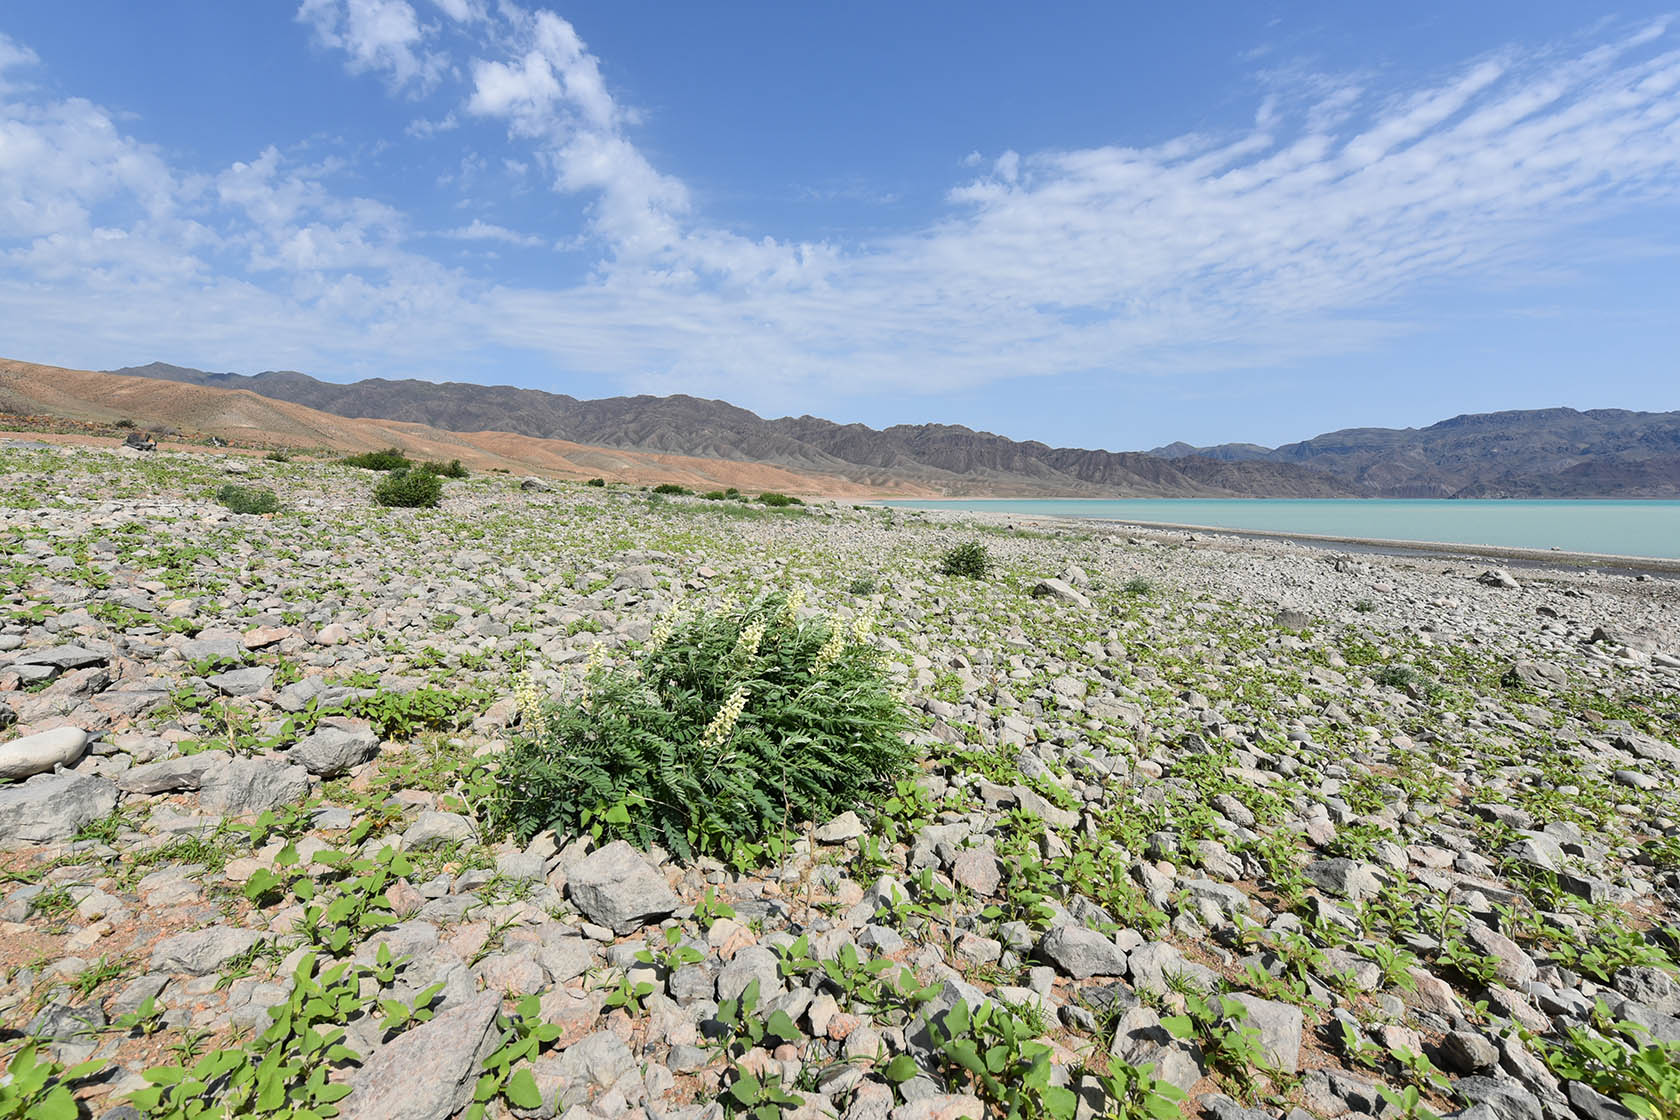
2, 438, 1678, 1120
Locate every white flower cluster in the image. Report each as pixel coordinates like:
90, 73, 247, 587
851, 606, 876, 642
512, 666, 547, 738
781, 587, 806, 622
579, 642, 607, 711
646, 615, 676, 655
700, 684, 750, 753
733, 618, 767, 660
812, 621, 847, 674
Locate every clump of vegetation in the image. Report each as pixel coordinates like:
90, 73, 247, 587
373, 469, 443, 508
216, 484, 280, 515
757, 491, 802, 507
939, 541, 992, 579
1122, 577, 1154, 596
585, 477, 606, 487
420, 458, 469, 479
114, 418, 136, 429
848, 575, 878, 595
652, 483, 692, 495
342, 448, 411, 471
265, 450, 292, 462
485, 593, 911, 865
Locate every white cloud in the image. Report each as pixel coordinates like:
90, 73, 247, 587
297, 0, 445, 93
0, 32, 39, 88
439, 218, 541, 246
2, 11, 1679, 419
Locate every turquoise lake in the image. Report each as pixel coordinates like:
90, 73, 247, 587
880, 499, 1680, 560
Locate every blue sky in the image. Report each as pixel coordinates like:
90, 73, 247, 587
2, 3, 1678, 450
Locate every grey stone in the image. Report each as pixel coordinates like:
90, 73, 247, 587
948, 848, 1002, 897
1614, 966, 1680, 1015
1229, 993, 1302, 1074
198, 757, 310, 815
1304, 858, 1383, 901
150, 927, 264, 976
551, 1029, 638, 1108
289, 722, 379, 777
119, 751, 230, 794
716, 946, 782, 1002
1566, 1082, 1637, 1120
814, 811, 866, 843
1441, 1030, 1501, 1073
348, 989, 502, 1120
205, 666, 273, 697
14, 645, 107, 669
0, 726, 91, 781
1453, 1077, 1542, 1120
565, 840, 680, 935
179, 637, 242, 663
1128, 941, 1217, 995
1037, 925, 1127, 979
1202, 1093, 1274, 1120
1477, 569, 1521, 590
0, 770, 119, 844
1503, 661, 1566, 691
403, 811, 476, 849
1031, 578, 1091, 609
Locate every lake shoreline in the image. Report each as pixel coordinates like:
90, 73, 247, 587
883, 503, 1680, 576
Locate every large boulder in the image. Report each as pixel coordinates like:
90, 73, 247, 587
1037, 925, 1128, 979
565, 840, 680, 935
1229, 993, 1303, 1073
0, 770, 118, 844
289, 721, 379, 778
348, 990, 503, 1120
198, 757, 311, 815
1031, 578, 1091, 609
150, 927, 265, 975
0, 727, 91, 781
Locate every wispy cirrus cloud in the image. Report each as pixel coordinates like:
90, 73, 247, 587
0, 11, 1678, 416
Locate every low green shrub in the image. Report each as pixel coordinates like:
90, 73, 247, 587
585, 477, 606, 487
264, 450, 292, 463
342, 448, 411, 471
374, 469, 443, 508
421, 458, 469, 479
757, 492, 802, 507
939, 541, 992, 578
701, 490, 727, 501
1122, 577, 1154, 596
652, 483, 691, 495
485, 593, 911, 865
216, 484, 279, 515
848, 576, 877, 595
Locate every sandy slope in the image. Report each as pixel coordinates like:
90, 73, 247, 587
0, 358, 937, 498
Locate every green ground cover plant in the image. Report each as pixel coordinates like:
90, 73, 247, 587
484, 592, 911, 864
214, 484, 279, 515
374, 468, 443, 508
940, 541, 992, 578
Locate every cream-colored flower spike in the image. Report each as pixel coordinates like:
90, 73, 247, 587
700, 684, 750, 752
813, 621, 846, 673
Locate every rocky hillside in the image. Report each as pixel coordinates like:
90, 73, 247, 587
2, 437, 1679, 1119
117, 361, 1680, 497
0, 359, 915, 498
112, 362, 1360, 498
1153, 408, 1680, 497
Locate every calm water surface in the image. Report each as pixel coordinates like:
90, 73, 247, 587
881, 499, 1680, 560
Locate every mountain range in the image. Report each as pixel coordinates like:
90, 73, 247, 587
111, 362, 1680, 499
0, 356, 1671, 498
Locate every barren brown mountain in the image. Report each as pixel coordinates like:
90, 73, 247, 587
0, 359, 922, 497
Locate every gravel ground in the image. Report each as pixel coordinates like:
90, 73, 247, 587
1, 438, 1677, 1120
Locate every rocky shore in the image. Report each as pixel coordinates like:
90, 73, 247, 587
1, 438, 1678, 1120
